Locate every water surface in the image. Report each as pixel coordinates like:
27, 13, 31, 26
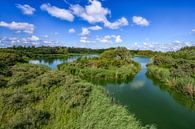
29, 54, 97, 69
105, 57, 195, 129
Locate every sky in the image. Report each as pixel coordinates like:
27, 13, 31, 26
0, 0, 195, 51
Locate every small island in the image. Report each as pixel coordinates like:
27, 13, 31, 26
59, 47, 141, 83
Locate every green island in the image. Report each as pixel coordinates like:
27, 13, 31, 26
147, 46, 195, 99
58, 47, 141, 83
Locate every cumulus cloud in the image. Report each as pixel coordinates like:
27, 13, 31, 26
132, 16, 149, 26
104, 17, 128, 29
41, 3, 74, 22
28, 35, 39, 41
96, 35, 123, 43
0, 21, 35, 34
192, 29, 195, 32
70, 0, 128, 29
68, 28, 76, 33
80, 27, 90, 36
130, 40, 194, 51
0, 36, 65, 48
96, 35, 112, 43
88, 25, 102, 30
80, 25, 102, 36
80, 36, 90, 43
114, 35, 122, 43
70, 0, 110, 23
16, 4, 36, 15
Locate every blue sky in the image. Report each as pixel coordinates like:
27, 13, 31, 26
0, 0, 195, 51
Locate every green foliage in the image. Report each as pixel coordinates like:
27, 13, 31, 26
129, 50, 159, 57
168, 46, 195, 60
0, 52, 26, 76
147, 46, 195, 99
59, 48, 141, 82
7, 108, 50, 129
8, 64, 49, 87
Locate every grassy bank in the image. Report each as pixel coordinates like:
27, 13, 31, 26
59, 47, 141, 82
147, 47, 195, 99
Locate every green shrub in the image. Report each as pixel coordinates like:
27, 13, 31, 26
59, 48, 140, 82
147, 47, 195, 99
7, 64, 49, 87
7, 108, 50, 129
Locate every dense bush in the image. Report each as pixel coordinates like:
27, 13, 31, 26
59, 48, 141, 82
7, 108, 50, 129
7, 64, 49, 87
0, 52, 26, 76
147, 46, 195, 99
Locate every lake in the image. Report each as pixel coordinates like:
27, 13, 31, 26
29, 54, 97, 69
29, 56, 195, 129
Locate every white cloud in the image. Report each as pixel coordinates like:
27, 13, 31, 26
16, 4, 36, 15
104, 17, 128, 29
41, 3, 74, 22
96, 35, 112, 43
80, 25, 102, 36
96, 35, 122, 43
0, 21, 35, 34
81, 27, 90, 36
68, 28, 76, 33
132, 16, 149, 26
192, 29, 195, 32
80, 36, 90, 43
115, 35, 122, 43
70, 0, 128, 29
28, 35, 39, 41
129, 40, 194, 51
0, 36, 66, 47
88, 25, 102, 30
70, 0, 110, 24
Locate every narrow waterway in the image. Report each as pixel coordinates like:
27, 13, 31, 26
29, 56, 195, 129
105, 57, 195, 129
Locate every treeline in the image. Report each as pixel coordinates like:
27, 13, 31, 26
1, 46, 162, 59
7, 46, 106, 54
0, 46, 109, 60
129, 50, 159, 57
147, 46, 195, 99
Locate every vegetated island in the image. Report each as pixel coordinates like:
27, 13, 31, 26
147, 46, 195, 100
58, 47, 141, 83
0, 47, 154, 129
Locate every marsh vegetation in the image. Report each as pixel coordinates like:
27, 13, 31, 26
0, 46, 195, 129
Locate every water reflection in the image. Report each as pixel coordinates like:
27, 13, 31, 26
104, 57, 195, 129
29, 54, 98, 69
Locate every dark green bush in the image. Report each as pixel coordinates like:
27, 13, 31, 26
8, 64, 49, 87
8, 108, 50, 129
59, 48, 140, 82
